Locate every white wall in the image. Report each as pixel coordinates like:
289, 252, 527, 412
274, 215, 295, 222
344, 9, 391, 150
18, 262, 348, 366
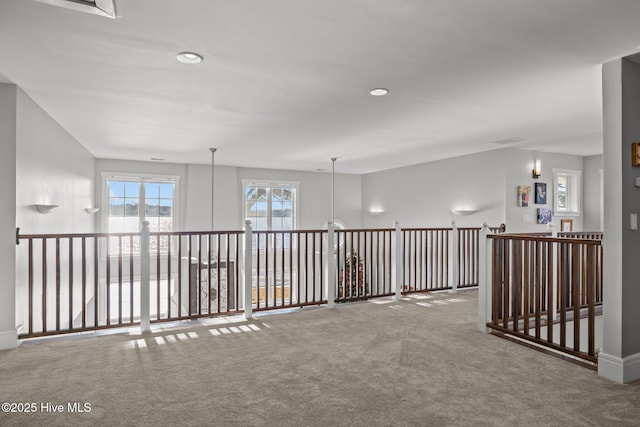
361, 147, 590, 232
14, 88, 97, 335
184, 164, 240, 231
583, 155, 603, 231
16, 88, 96, 234
0, 84, 17, 348
361, 149, 507, 229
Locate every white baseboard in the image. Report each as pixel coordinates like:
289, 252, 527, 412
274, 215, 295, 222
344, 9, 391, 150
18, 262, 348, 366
598, 351, 640, 384
0, 328, 18, 350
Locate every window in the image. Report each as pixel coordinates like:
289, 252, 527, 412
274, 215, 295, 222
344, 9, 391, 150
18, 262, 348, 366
553, 168, 581, 216
243, 180, 298, 231
102, 173, 179, 253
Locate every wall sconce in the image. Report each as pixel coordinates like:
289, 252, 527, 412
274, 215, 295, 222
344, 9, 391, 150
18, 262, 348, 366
34, 204, 60, 214
532, 160, 541, 179
369, 207, 385, 216
85, 208, 100, 214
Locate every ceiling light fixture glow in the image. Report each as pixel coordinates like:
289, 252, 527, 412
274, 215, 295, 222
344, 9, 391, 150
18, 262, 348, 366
370, 88, 389, 96
176, 52, 204, 64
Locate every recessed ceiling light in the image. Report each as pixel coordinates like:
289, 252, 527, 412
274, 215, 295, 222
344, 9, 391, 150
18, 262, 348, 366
176, 52, 204, 64
150, 157, 165, 161
369, 88, 389, 96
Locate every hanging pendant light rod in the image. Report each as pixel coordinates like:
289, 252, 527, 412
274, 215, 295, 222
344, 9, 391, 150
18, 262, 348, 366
331, 157, 337, 224
210, 148, 217, 231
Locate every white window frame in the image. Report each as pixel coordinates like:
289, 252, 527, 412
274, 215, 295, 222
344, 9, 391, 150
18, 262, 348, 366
101, 172, 181, 233
241, 179, 299, 231
553, 168, 581, 217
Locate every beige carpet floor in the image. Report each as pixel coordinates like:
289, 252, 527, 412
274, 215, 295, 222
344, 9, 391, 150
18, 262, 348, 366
1, 289, 639, 426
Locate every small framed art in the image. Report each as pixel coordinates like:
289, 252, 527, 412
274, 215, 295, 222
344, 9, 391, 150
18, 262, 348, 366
534, 182, 547, 204
517, 185, 530, 207
560, 218, 573, 232
633, 142, 640, 167
537, 208, 552, 224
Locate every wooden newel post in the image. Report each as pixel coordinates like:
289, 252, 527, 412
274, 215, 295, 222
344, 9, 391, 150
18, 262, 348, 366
450, 220, 459, 294
477, 222, 492, 333
325, 221, 336, 309
393, 220, 402, 301
243, 220, 253, 320
140, 221, 151, 332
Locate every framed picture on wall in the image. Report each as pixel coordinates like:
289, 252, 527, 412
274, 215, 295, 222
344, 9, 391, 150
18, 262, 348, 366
517, 185, 530, 207
633, 142, 640, 166
534, 182, 547, 204
561, 219, 573, 232
537, 208, 552, 224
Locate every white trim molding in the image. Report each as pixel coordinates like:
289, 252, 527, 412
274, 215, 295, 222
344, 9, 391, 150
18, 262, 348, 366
598, 351, 640, 384
0, 328, 18, 350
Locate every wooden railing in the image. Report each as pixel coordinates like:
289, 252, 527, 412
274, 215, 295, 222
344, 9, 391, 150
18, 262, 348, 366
402, 228, 451, 292
485, 233, 603, 365
16, 221, 501, 338
335, 228, 394, 302
252, 230, 327, 310
558, 231, 603, 240
16, 232, 141, 337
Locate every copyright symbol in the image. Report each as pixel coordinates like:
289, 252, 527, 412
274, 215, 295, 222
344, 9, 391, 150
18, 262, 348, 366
1, 402, 10, 412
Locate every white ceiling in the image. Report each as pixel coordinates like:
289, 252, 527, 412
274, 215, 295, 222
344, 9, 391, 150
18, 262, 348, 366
1, 0, 640, 174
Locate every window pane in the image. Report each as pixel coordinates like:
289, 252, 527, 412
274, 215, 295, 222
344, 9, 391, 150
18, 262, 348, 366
109, 198, 124, 216
159, 183, 173, 198
146, 183, 160, 198
109, 181, 125, 197
125, 198, 139, 216
146, 200, 159, 217
159, 199, 173, 217
124, 181, 139, 197
244, 183, 296, 232
557, 176, 567, 210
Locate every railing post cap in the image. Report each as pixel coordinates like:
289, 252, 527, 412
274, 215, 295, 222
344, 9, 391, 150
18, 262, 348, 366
393, 220, 400, 227
244, 219, 252, 226
141, 221, 150, 227
450, 220, 456, 226
481, 222, 490, 230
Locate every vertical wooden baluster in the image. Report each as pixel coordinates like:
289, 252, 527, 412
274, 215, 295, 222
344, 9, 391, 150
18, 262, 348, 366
130, 235, 134, 323
188, 235, 193, 316
429, 230, 434, 289
289, 232, 293, 305
217, 233, 222, 313
28, 238, 33, 335
297, 232, 301, 305
502, 239, 510, 329
559, 242, 567, 348
587, 243, 596, 357
167, 235, 171, 319
55, 237, 61, 332
106, 237, 110, 326
572, 243, 581, 352
94, 237, 98, 328
319, 231, 324, 302
178, 235, 182, 318
546, 241, 554, 344
41, 238, 48, 332
491, 237, 500, 326
69, 237, 73, 331
535, 241, 542, 340
118, 235, 123, 326
522, 239, 530, 336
